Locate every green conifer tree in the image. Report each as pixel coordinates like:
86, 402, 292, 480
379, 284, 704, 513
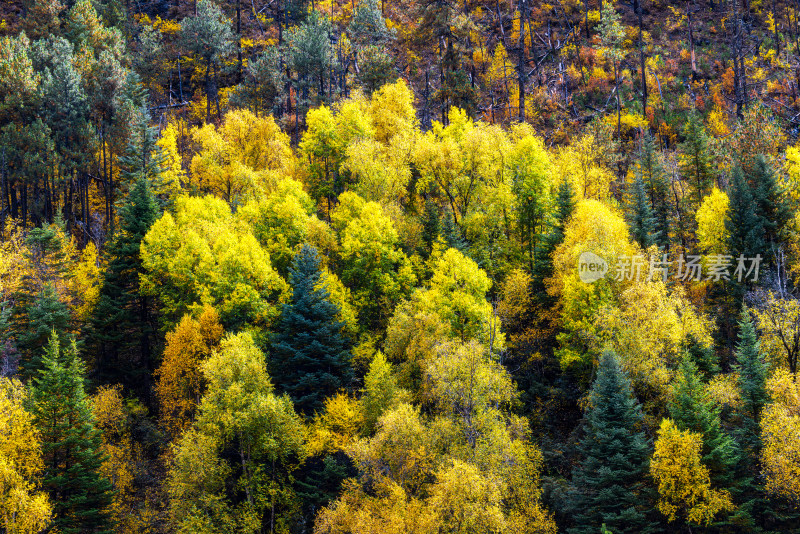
30, 331, 114, 534
440, 205, 467, 252
679, 112, 715, 209
668, 355, 738, 488
89, 176, 159, 390
17, 283, 71, 378
727, 165, 766, 262
420, 196, 441, 258
733, 312, 768, 455
117, 107, 170, 203
567, 350, 657, 534
638, 134, 671, 250
681, 333, 720, 382
532, 179, 575, 297
730, 311, 774, 530
749, 154, 791, 256
270, 244, 354, 415
626, 174, 658, 250
179, 0, 234, 122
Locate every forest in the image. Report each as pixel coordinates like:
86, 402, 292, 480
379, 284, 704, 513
1, 0, 800, 531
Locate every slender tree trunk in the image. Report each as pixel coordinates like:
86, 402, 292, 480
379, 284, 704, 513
638, 0, 648, 110
237, 0, 243, 82
614, 60, 621, 137
688, 1, 697, 82
518, 0, 526, 122
214, 62, 222, 121
205, 59, 212, 123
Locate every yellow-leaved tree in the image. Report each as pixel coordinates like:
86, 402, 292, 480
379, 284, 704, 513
155, 305, 224, 437
384, 247, 503, 394
167, 332, 306, 534
650, 419, 733, 526
760, 369, 800, 503
550, 199, 635, 380
189, 109, 295, 205
751, 291, 800, 375
332, 192, 416, 333
696, 187, 730, 255
300, 95, 374, 215
0, 378, 52, 533
596, 280, 715, 404
314, 341, 556, 534
140, 194, 288, 330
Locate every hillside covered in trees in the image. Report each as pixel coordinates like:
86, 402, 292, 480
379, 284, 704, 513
3, 0, 800, 532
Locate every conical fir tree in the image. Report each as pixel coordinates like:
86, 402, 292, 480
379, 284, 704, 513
638, 133, 671, 250
567, 350, 657, 534
668, 355, 738, 488
17, 282, 72, 378
89, 176, 160, 390
733, 311, 768, 456
532, 179, 575, 297
750, 154, 791, 258
730, 311, 774, 530
271, 244, 354, 415
679, 111, 715, 209
626, 174, 658, 250
727, 165, 765, 261
30, 331, 114, 534
681, 333, 719, 382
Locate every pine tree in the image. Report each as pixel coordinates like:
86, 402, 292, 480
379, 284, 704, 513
17, 283, 71, 378
294, 452, 355, 522
681, 333, 719, 381
270, 244, 354, 415
749, 154, 791, 254
420, 196, 441, 258
626, 174, 658, 250
179, 0, 234, 123
117, 107, 170, 203
679, 112, 715, 209
440, 205, 467, 252
730, 311, 772, 530
727, 165, 765, 261
638, 134, 671, 250
733, 311, 768, 456
30, 332, 114, 534
668, 355, 738, 488
567, 350, 657, 534
89, 176, 159, 390
532, 179, 575, 297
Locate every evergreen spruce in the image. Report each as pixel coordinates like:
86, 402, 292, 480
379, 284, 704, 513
89, 176, 160, 389
440, 206, 467, 252
532, 179, 575, 297
668, 355, 738, 488
638, 134, 671, 250
420, 196, 441, 257
681, 333, 720, 381
30, 331, 114, 534
733, 312, 768, 455
730, 311, 772, 530
626, 174, 658, 250
679, 112, 715, 208
117, 107, 170, 204
749, 154, 791, 253
17, 283, 71, 378
295, 452, 356, 522
727, 165, 766, 261
270, 244, 354, 415
567, 350, 657, 534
